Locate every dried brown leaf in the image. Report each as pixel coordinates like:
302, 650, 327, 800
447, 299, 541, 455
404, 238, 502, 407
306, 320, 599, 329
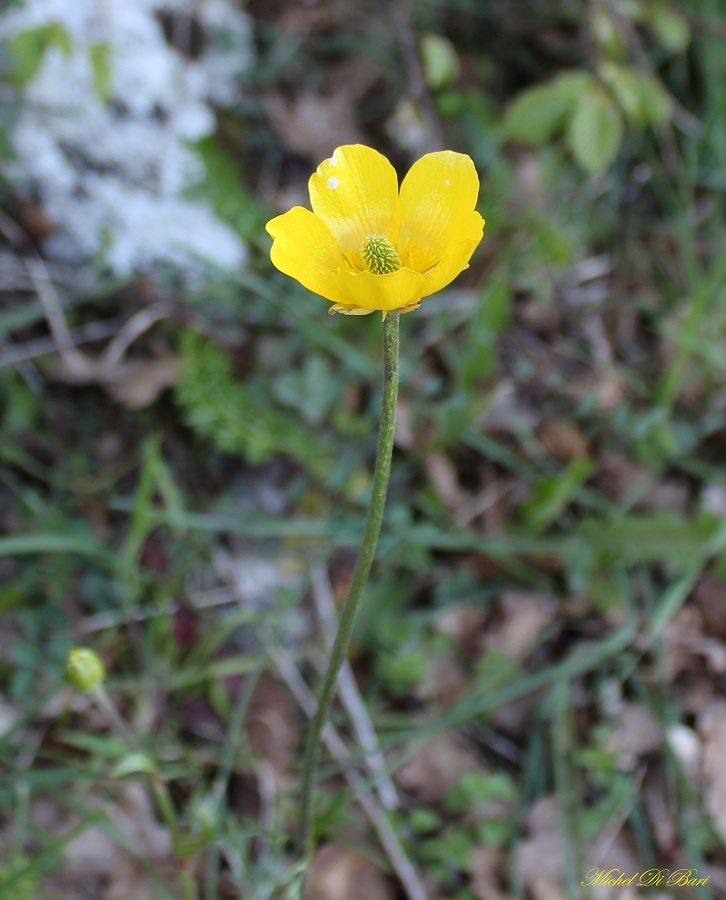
643, 765, 678, 855
425, 450, 470, 515
46, 783, 179, 899
104, 355, 178, 409
536, 420, 589, 463
594, 454, 690, 512
305, 844, 394, 900
396, 733, 478, 805
486, 590, 557, 659
594, 454, 651, 503
521, 796, 641, 900
110, 782, 172, 858
104, 857, 170, 900
519, 797, 564, 900
434, 605, 488, 643
661, 606, 707, 680
265, 92, 365, 161
491, 693, 537, 741
694, 574, 726, 639
661, 606, 726, 715
608, 702, 663, 767
698, 699, 726, 844
415, 655, 468, 707
592, 370, 626, 412
246, 670, 300, 780
469, 846, 508, 900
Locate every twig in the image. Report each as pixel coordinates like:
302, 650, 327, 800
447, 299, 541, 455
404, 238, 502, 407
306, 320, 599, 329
24, 256, 87, 372
0, 250, 84, 291
0, 318, 125, 369
256, 760, 276, 861
99, 300, 172, 370
1, 209, 171, 378
271, 647, 428, 900
310, 565, 399, 811
77, 586, 238, 634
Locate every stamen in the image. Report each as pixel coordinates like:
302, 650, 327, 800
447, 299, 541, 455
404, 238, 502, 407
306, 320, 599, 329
361, 234, 402, 275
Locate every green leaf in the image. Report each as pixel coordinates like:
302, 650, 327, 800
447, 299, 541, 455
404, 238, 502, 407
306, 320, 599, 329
89, 42, 112, 102
590, 7, 627, 60
446, 771, 515, 813
519, 458, 595, 531
577, 511, 723, 571
504, 82, 574, 145
602, 63, 671, 126
112, 753, 158, 778
552, 71, 596, 98
0, 532, 109, 561
649, 4, 690, 53
567, 86, 623, 175
631, 71, 672, 126
504, 71, 593, 145
457, 268, 511, 386
601, 63, 641, 123
419, 34, 460, 90
616, 0, 647, 21
8, 22, 72, 87
175, 330, 329, 473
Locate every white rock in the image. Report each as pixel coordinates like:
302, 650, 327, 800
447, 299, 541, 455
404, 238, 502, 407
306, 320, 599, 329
2, 0, 253, 275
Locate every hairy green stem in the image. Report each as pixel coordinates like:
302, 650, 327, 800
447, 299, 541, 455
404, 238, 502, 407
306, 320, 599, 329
297, 312, 400, 858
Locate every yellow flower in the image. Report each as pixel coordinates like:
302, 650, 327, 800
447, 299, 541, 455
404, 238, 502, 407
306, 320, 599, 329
266, 145, 485, 318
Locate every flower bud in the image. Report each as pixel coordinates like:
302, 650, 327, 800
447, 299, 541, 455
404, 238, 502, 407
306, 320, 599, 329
65, 648, 105, 691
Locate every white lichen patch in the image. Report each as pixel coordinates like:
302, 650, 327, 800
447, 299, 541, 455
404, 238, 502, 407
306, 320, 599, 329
1, 0, 254, 275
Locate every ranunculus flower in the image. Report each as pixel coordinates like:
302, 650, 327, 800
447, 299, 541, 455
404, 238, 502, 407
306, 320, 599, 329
266, 144, 485, 317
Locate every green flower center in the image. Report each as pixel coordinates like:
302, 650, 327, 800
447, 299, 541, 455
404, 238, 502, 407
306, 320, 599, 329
361, 234, 402, 275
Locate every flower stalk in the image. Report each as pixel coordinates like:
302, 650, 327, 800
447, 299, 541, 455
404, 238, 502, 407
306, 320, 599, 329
93, 683, 199, 900
298, 311, 400, 858
64, 649, 198, 900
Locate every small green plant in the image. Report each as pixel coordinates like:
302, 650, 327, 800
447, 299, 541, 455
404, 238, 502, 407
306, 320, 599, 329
175, 329, 328, 472
503, 0, 688, 173
445, 770, 517, 849
0, 858, 42, 899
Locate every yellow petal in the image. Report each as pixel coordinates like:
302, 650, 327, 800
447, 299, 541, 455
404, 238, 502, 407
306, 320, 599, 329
420, 235, 484, 298
398, 151, 484, 269
266, 206, 348, 303
309, 145, 400, 258
332, 267, 426, 312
